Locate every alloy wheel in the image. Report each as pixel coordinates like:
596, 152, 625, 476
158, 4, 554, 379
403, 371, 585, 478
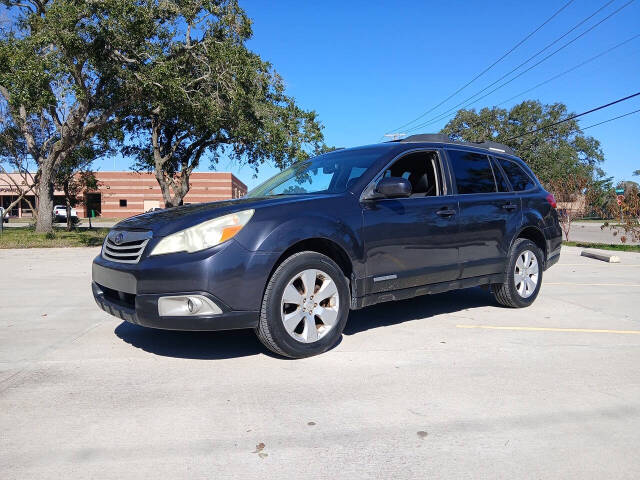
514, 249, 539, 298
280, 268, 340, 343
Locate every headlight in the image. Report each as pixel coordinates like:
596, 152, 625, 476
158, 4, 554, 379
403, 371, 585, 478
150, 209, 254, 256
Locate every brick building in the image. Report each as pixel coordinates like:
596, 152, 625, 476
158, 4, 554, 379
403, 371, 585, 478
0, 171, 247, 219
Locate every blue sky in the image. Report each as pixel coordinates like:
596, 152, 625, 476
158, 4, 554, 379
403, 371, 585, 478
102, 0, 640, 188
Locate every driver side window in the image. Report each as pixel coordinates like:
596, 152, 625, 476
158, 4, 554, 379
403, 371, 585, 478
382, 151, 442, 197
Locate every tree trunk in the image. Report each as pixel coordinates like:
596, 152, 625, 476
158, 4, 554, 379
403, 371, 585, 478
66, 201, 72, 231
155, 170, 176, 207
1, 195, 27, 222
154, 170, 190, 208
63, 182, 72, 231
35, 162, 55, 233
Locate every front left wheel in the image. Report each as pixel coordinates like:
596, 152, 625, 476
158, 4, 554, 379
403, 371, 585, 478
255, 251, 350, 358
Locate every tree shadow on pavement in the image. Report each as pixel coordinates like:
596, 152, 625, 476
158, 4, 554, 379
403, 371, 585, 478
344, 286, 494, 335
114, 322, 271, 360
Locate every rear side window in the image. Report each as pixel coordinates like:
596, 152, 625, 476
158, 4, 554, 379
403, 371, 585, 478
448, 150, 496, 194
497, 158, 536, 191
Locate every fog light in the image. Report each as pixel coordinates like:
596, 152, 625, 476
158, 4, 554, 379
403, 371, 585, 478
158, 295, 222, 317
187, 298, 202, 313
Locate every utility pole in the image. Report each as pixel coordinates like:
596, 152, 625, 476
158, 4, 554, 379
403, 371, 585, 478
384, 133, 406, 141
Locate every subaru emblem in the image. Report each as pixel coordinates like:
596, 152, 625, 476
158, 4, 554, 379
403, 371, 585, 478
114, 232, 124, 245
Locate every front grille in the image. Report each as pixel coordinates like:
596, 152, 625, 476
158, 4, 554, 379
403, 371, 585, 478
102, 230, 152, 264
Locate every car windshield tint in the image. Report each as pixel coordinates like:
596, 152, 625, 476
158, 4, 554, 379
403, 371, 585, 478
246, 148, 384, 197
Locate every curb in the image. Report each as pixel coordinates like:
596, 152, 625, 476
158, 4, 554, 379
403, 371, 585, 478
580, 250, 621, 263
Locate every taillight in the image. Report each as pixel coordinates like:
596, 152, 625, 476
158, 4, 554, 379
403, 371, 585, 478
545, 193, 557, 209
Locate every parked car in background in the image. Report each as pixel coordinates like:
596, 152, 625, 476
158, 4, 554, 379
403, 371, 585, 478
92, 134, 562, 358
54, 205, 78, 222
146, 207, 164, 213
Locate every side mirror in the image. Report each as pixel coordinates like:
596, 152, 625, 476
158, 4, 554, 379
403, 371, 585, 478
375, 176, 412, 198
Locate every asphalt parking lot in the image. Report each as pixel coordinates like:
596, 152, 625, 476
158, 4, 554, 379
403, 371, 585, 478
1, 246, 639, 479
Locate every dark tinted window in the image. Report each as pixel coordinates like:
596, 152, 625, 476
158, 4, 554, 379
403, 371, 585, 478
497, 158, 536, 191
491, 158, 510, 192
449, 150, 496, 194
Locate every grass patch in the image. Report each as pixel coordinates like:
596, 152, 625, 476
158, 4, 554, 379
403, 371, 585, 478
0, 226, 109, 248
564, 241, 640, 253
5, 216, 123, 223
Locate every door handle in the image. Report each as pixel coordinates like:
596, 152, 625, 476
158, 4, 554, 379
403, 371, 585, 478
436, 208, 456, 217
501, 203, 517, 211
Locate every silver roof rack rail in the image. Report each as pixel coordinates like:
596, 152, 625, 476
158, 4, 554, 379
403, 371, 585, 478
397, 134, 516, 156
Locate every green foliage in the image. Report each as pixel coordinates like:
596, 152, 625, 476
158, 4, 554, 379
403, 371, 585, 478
440, 100, 605, 185
2, 0, 304, 225
562, 241, 640, 253
121, 1, 326, 205
0, 0, 327, 214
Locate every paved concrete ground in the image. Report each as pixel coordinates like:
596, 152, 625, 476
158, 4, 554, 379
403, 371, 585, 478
1, 246, 639, 479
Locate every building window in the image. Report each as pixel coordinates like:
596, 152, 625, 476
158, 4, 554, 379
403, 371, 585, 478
119, 199, 127, 207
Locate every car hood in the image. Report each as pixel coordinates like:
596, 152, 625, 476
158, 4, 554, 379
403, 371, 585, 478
112, 195, 332, 237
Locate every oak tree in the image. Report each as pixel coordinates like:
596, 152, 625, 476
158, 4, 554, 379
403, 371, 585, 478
441, 100, 605, 185
123, 3, 324, 207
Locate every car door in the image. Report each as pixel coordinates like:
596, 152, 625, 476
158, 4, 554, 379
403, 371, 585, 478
361, 149, 460, 294
445, 149, 522, 279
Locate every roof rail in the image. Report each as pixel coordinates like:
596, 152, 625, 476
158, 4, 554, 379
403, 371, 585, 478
399, 134, 451, 143
397, 133, 515, 156
472, 141, 515, 155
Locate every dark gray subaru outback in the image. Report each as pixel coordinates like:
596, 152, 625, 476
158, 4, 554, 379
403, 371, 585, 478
92, 134, 562, 358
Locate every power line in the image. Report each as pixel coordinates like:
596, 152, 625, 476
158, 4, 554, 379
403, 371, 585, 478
505, 91, 640, 141
405, 0, 634, 133
580, 108, 640, 131
385, 0, 576, 134
495, 34, 640, 107
395, 0, 615, 134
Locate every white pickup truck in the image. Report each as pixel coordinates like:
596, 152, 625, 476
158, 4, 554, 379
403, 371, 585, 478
53, 205, 78, 222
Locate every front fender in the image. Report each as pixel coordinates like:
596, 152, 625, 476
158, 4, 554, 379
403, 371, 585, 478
233, 208, 365, 288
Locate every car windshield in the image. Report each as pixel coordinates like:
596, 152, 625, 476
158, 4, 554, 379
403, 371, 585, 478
246, 147, 385, 198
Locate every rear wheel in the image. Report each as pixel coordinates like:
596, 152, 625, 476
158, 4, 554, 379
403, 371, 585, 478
492, 238, 543, 308
255, 251, 350, 358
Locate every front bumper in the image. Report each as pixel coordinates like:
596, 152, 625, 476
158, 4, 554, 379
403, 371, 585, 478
92, 282, 258, 331
91, 239, 273, 331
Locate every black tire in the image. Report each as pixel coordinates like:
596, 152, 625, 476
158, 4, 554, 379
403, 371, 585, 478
255, 251, 350, 358
491, 238, 544, 308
